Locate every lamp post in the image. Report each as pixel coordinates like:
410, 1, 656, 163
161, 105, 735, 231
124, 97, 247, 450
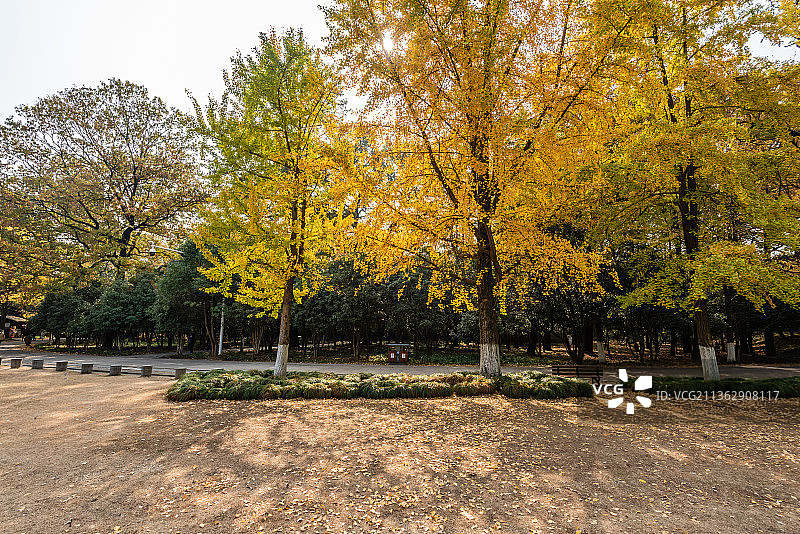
148, 242, 225, 357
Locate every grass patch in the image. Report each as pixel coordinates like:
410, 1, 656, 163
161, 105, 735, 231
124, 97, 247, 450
163, 350, 274, 361
166, 369, 589, 402
36, 345, 168, 356
412, 351, 570, 366
651, 376, 800, 398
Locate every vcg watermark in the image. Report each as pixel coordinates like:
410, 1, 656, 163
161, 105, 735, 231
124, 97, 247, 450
594, 369, 653, 415
595, 370, 782, 413
655, 390, 780, 401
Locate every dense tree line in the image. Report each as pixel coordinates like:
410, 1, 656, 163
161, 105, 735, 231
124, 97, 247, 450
26, 240, 800, 364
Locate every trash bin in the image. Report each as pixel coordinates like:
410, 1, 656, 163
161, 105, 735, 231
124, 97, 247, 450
387, 343, 411, 365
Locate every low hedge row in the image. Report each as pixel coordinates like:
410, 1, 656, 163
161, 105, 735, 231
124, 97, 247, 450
165, 369, 592, 402
651, 376, 800, 398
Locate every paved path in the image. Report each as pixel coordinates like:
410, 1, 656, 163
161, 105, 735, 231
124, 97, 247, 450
2, 340, 800, 379
0, 341, 543, 376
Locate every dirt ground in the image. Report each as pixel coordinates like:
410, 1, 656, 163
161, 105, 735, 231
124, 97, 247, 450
1, 370, 799, 534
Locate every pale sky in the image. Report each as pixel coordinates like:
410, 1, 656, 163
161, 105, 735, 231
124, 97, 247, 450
0, 0, 332, 118
1, 1, 797, 120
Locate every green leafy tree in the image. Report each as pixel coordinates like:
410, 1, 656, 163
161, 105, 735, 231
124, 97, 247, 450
28, 283, 102, 347
0, 78, 207, 273
151, 241, 216, 356
86, 280, 138, 350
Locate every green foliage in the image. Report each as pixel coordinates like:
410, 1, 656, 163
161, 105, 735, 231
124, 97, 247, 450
296, 263, 463, 360
150, 241, 208, 337
28, 278, 156, 345
29, 289, 90, 338
165, 369, 590, 402
495, 371, 594, 399
191, 29, 344, 315
87, 274, 155, 342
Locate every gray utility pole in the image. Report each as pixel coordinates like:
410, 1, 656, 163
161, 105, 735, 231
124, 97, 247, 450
218, 306, 225, 356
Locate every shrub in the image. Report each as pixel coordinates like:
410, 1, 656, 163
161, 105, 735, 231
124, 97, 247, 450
165, 369, 800, 403
166, 369, 588, 402
495, 371, 594, 399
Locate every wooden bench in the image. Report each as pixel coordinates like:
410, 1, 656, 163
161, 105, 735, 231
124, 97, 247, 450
552, 365, 603, 386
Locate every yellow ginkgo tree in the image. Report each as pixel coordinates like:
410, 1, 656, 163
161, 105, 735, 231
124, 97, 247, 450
191, 30, 344, 376
325, 0, 628, 376
597, 0, 800, 379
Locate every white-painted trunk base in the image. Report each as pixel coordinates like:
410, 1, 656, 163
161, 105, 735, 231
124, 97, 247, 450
596, 340, 606, 364
274, 344, 289, 377
479, 342, 501, 378
700, 345, 720, 380
726, 342, 736, 363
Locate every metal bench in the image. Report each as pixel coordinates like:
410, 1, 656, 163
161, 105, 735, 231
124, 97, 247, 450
552, 365, 603, 386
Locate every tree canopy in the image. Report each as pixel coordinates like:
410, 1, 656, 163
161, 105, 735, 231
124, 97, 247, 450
0, 78, 207, 274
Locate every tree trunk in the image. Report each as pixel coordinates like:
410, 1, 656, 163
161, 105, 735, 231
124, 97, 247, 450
0, 301, 7, 341
726, 342, 736, 363
676, 158, 720, 380
681, 331, 692, 356
669, 330, 677, 358
527, 321, 538, 356
476, 220, 501, 377
695, 301, 720, 380
596, 340, 606, 364
543, 330, 552, 352
274, 276, 295, 377
352, 327, 361, 360
595, 323, 606, 363
689, 333, 699, 361
583, 322, 594, 356
565, 332, 584, 364
201, 301, 218, 358
251, 321, 264, 357
764, 328, 776, 359
658, 17, 720, 380
723, 285, 736, 362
